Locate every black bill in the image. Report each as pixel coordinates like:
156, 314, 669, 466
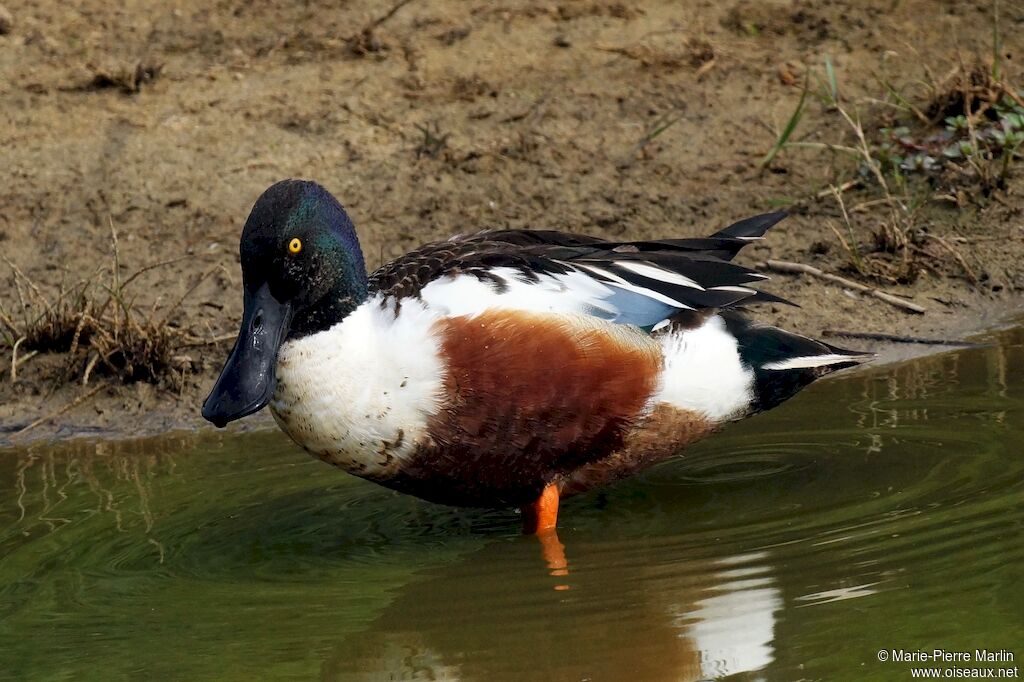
201, 283, 292, 427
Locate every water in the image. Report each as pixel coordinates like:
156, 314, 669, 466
1, 326, 1022, 682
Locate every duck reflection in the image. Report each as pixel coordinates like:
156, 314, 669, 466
322, 538, 781, 682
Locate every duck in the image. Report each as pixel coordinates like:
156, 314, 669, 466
202, 179, 869, 533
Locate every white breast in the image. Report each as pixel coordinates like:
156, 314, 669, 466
270, 297, 445, 478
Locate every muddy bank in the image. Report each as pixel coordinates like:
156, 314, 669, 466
6, 298, 1023, 448
2, 0, 1023, 445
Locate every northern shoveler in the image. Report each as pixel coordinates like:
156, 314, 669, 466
203, 179, 868, 533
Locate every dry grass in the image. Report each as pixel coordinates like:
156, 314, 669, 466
0, 223, 219, 389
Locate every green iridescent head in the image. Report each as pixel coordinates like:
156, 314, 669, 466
202, 179, 368, 427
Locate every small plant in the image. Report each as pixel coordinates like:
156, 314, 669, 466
762, 0, 1021, 196
870, 89, 1024, 190
759, 40, 1017, 286
414, 121, 450, 159
761, 73, 810, 169
1, 225, 219, 388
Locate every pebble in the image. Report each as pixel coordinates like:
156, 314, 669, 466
0, 5, 13, 35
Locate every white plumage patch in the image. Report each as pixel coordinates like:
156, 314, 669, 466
570, 262, 697, 310
614, 261, 705, 290
418, 267, 692, 328
708, 285, 756, 294
653, 315, 755, 422
418, 266, 614, 317
761, 353, 860, 370
270, 297, 445, 478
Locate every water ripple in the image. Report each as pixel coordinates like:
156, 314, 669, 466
1, 325, 1023, 680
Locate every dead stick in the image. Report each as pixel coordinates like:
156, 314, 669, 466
11, 349, 38, 382
367, 0, 414, 30
178, 333, 236, 348
82, 352, 100, 386
14, 385, 104, 437
10, 336, 25, 383
6, 342, 37, 378
765, 260, 926, 314
822, 330, 985, 347
815, 178, 861, 198
920, 233, 979, 285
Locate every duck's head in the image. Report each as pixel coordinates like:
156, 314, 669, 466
202, 179, 367, 428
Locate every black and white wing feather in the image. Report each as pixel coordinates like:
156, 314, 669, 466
369, 212, 791, 329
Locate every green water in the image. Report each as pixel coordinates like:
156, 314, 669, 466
1, 327, 1022, 681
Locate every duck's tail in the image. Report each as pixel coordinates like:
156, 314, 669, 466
720, 311, 873, 415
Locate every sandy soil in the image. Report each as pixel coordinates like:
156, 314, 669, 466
2, 0, 1023, 445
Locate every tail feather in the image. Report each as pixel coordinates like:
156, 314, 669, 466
720, 311, 872, 414
711, 211, 788, 241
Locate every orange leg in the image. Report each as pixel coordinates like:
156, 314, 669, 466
538, 529, 569, 581
522, 484, 570, 584
521, 483, 560, 534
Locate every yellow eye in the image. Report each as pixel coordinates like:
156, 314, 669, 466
288, 237, 302, 254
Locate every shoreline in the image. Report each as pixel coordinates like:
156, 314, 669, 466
3, 294, 1020, 450
3, 0, 1023, 449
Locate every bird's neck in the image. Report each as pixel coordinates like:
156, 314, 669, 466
288, 269, 368, 340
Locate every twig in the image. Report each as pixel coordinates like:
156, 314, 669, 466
822, 329, 985, 347
14, 385, 104, 437
815, 179, 861, 198
82, 352, 100, 386
179, 333, 236, 348
850, 196, 906, 213
783, 141, 861, 156
6, 335, 36, 378
10, 336, 26, 382
695, 58, 716, 79
919, 233, 979, 284
840, 110, 888, 191
157, 264, 220, 327
68, 310, 92, 359
366, 0, 414, 31
118, 256, 190, 291
16, 350, 39, 373
827, 184, 866, 274
765, 259, 926, 313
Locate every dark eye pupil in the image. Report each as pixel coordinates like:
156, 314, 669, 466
251, 311, 264, 333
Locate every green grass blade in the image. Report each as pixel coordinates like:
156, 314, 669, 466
824, 55, 838, 104
760, 74, 810, 169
